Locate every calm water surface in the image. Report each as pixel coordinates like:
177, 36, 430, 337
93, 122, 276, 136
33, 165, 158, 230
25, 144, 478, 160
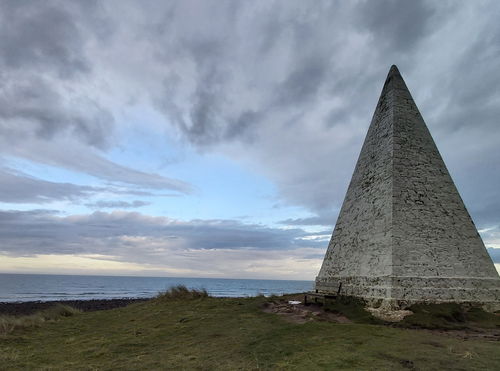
0, 274, 313, 302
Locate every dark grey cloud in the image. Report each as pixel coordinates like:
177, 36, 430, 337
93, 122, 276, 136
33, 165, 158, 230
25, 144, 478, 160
274, 56, 329, 108
430, 10, 500, 134
279, 209, 341, 228
150, 0, 437, 149
0, 209, 495, 278
0, 210, 323, 260
0, 137, 194, 194
279, 213, 336, 227
419, 12, 500, 233
0, 76, 113, 149
0, 168, 176, 205
0, 168, 100, 203
0, 0, 90, 78
0, 0, 117, 150
85, 200, 150, 209
355, 0, 437, 52
152, 1, 340, 147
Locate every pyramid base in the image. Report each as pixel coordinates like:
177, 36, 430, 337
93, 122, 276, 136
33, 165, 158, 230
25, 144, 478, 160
315, 275, 500, 311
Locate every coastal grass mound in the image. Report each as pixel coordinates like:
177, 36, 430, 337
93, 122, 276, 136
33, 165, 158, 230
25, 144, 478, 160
1, 293, 499, 370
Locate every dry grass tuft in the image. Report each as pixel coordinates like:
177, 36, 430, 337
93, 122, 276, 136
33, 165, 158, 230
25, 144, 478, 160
155, 285, 209, 300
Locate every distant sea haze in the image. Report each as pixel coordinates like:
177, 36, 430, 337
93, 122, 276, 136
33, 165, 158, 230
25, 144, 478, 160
0, 274, 313, 302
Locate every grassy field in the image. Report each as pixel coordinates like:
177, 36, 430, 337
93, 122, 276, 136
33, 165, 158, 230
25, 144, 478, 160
1, 289, 499, 370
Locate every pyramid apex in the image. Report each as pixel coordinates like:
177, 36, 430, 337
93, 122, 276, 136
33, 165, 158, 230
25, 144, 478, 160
387, 64, 401, 79
389, 64, 399, 72
381, 64, 406, 93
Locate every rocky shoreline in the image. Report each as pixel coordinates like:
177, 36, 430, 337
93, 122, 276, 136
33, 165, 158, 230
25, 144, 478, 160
0, 298, 150, 316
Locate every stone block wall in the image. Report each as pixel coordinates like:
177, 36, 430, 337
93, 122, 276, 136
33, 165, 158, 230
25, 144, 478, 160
315, 66, 500, 308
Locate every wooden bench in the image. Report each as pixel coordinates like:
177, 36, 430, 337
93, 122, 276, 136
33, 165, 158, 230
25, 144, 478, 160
304, 292, 337, 305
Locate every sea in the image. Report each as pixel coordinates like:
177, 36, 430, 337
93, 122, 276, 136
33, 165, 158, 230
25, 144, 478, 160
0, 273, 313, 302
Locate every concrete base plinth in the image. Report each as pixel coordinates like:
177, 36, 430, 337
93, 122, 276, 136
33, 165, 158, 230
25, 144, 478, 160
315, 275, 500, 311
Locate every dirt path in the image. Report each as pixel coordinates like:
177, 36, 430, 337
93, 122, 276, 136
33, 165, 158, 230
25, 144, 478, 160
262, 300, 351, 324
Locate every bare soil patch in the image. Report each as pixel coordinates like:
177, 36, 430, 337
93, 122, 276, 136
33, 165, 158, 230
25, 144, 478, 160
262, 296, 500, 342
262, 299, 351, 324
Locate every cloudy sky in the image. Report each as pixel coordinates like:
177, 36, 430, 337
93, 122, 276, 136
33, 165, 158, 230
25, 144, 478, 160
1, 0, 499, 279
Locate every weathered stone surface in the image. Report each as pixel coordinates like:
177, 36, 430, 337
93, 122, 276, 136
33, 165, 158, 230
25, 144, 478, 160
315, 65, 500, 308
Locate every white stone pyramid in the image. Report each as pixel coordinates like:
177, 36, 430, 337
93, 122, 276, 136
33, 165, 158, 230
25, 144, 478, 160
315, 65, 500, 308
